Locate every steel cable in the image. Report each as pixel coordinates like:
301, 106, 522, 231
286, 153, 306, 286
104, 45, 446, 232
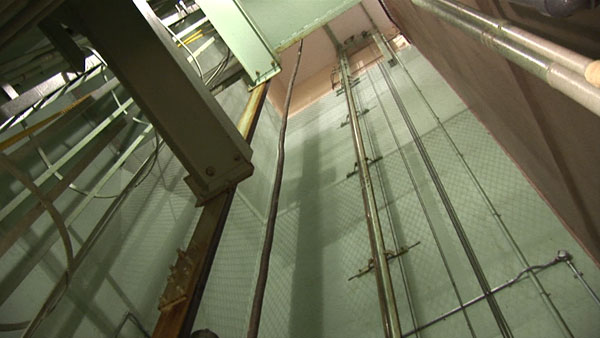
246, 39, 304, 338
377, 61, 513, 337
391, 48, 573, 337
365, 64, 477, 337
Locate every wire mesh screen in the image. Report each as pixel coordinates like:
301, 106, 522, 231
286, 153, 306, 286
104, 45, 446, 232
207, 44, 600, 338
22, 42, 599, 338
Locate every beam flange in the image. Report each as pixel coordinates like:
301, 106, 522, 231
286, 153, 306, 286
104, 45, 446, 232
67, 0, 255, 204
152, 81, 270, 338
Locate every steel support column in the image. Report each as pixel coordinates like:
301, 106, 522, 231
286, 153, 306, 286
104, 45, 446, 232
67, 0, 255, 203
339, 51, 402, 338
152, 81, 270, 338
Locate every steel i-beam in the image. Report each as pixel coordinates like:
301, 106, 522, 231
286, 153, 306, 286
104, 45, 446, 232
66, 0, 255, 204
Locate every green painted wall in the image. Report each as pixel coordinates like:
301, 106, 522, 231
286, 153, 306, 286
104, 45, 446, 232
194, 45, 600, 338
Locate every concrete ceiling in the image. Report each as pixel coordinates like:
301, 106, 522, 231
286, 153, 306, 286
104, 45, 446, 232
266, 0, 397, 117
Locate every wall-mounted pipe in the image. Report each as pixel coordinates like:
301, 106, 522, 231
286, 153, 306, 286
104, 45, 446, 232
410, 0, 600, 116
503, 0, 589, 17
386, 39, 574, 338
340, 51, 403, 338
403, 254, 562, 337
377, 61, 513, 337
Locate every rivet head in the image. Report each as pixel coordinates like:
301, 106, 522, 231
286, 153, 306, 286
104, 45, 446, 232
205, 166, 216, 177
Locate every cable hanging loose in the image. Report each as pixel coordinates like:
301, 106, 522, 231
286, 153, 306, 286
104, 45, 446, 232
246, 39, 304, 338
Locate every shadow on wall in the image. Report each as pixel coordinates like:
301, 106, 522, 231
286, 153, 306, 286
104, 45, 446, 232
288, 118, 336, 337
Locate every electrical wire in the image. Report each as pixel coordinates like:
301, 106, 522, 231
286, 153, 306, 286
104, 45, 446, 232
161, 21, 204, 81
205, 47, 231, 87
246, 39, 304, 338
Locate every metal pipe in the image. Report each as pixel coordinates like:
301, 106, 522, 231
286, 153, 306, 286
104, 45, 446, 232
402, 255, 561, 337
377, 61, 512, 337
558, 250, 600, 308
246, 41, 303, 338
388, 43, 573, 338
357, 83, 421, 337
365, 66, 477, 337
411, 0, 600, 116
340, 51, 402, 338
431, 0, 593, 77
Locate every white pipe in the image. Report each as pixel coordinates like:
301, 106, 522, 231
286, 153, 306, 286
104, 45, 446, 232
411, 0, 600, 117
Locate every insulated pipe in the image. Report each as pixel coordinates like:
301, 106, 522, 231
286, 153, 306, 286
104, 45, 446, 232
340, 51, 402, 338
502, 0, 589, 17
430, 0, 594, 77
410, 0, 600, 116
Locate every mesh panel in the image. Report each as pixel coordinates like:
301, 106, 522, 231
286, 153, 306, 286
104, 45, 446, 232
14, 42, 600, 338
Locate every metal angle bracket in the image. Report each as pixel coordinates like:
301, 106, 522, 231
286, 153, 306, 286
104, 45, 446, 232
348, 242, 421, 281
194, 0, 281, 88
346, 154, 382, 178
67, 0, 255, 204
336, 77, 361, 96
340, 108, 371, 128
